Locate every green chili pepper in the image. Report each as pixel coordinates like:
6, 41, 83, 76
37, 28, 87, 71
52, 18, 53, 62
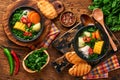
3, 48, 14, 75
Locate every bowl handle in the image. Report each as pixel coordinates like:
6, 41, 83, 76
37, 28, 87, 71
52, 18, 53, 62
52, 0, 64, 14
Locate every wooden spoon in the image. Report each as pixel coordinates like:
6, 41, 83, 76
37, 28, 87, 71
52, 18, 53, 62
80, 14, 94, 26
22, 49, 50, 73
92, 8, 117, 51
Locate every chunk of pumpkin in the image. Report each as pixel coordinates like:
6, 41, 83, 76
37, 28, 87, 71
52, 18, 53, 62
28, 11, 41, 24
95, 30, 101, 40
92, 32, 96, 39
93, 41, 104, 54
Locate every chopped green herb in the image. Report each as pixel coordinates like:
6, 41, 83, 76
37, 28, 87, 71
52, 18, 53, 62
24, 48, 47, 71
88, 53, 98, 60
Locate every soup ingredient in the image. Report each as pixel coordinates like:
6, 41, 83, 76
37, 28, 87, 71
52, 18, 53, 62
88, 54, 98, 60
28, 12, 41, 24
13, 22, 26, 32
78, 37, 85, 47
11, 50, 20, 75
28, 11, 36, 19
21, 16, 28, 24
32, 23, 41, 32
95, 30, 101, 40
20, 16, 31, 28
92, 32, 96, 39
89, 0, 120, 31
37, 0, 58, 19
61, 12, 76, 27
10, 9, 23, 26
24, 49, 48, 71
93, 41, 104, 54
23, 32, 32, 37
88, 48, 93, 55
69, 63, 91, 76
65, 51, 86, 64
0, 47, 14, 75
79, 45, 90, 58
83, 36, 91, 42
83, 31, 91, 37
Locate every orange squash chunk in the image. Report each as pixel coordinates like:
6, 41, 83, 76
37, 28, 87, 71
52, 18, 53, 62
30, 13, 41, 24
95, 30, 101, 40
28, 11, 36, 20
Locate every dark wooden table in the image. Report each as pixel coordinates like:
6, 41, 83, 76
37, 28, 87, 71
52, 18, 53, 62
0, 0, 120, 80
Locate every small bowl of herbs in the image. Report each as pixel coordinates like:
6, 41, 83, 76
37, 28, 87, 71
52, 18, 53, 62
22, 48, 50, 73
9, 6, 44, 42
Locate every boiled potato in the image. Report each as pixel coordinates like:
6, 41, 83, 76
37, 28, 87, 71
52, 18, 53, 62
32, 23, 41, 32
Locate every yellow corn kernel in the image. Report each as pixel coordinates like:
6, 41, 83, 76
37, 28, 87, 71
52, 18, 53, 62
93, 41, 104, 54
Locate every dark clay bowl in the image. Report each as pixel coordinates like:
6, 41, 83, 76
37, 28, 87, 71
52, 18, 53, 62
9, 6, 44, 42
73, 24, 110, 62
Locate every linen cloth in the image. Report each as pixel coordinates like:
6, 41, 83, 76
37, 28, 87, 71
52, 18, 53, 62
40, 23, 60, 48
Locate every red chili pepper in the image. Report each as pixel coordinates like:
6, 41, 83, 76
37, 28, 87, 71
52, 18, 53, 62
11, 50, 20, 75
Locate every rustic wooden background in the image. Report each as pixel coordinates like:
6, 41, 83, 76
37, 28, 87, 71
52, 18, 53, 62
0, 0, 120, 80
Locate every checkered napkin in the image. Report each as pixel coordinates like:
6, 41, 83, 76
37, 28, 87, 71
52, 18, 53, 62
40, 23, 60, 48
83, 55, 120, 79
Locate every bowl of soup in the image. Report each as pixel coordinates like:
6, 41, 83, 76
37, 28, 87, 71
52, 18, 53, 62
73, 25, 110, 62
9, 6, 44, 42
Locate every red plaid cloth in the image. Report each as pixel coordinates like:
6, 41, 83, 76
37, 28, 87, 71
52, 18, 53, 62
40, 23, 60, 48
83, 55, 120, 79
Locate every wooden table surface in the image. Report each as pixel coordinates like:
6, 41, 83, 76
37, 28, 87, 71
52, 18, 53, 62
0, 0, 120, 80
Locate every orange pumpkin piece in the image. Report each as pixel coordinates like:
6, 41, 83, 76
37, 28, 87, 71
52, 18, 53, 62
28, 11, 36, 19
28, 11, 41, 24
95, 30, 101, 40
92, 32, 96, 39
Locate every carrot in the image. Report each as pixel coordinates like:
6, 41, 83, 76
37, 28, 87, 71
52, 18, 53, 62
95, 30, 101, 40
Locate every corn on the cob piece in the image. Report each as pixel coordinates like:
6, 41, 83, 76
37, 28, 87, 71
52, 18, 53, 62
13, 22, 26, 32
93, 41, 104, 54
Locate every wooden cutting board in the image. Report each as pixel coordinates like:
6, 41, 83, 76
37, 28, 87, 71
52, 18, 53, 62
2, 0, 54, 49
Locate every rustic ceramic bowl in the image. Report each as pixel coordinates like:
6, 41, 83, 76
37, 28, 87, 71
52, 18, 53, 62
73, 24, 110, 63
22, 49, 50, 73
9, 6, 44, 42
60, 11, 76, 27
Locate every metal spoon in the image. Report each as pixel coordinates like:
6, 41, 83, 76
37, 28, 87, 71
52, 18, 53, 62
92, 8, 117, 51
80, 14, 94, 26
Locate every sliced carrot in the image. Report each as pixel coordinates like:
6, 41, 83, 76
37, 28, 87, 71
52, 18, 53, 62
95, 30, 101, 40
29, 13, 40, 24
